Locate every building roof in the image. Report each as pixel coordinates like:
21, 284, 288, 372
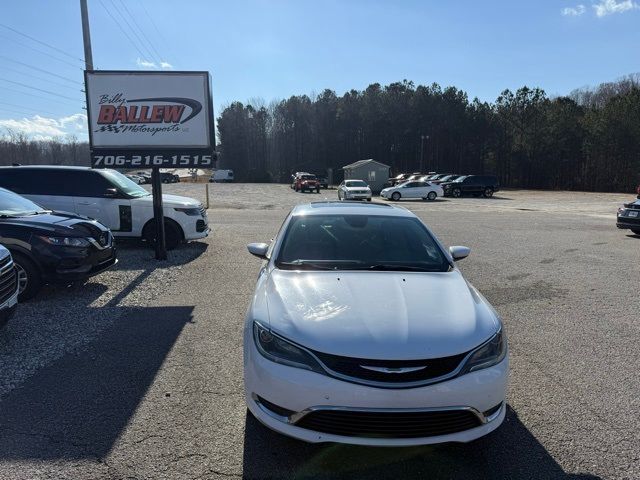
342, 159, 390, 170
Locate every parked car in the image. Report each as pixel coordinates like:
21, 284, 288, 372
160, 172, 180, 183
441, 175, 500, 198
0, 244, 18, 328
337, 180, 372, 201
294, 174, 320, 193
616, 199, 640, 235
380, 180, 443, 201
0, 166, 209, 250
134, 172, 152, 184
244, 201, 508, 445
637, 184, 640, 199
125, 174, 145, 184
388, 173, 410, 187
317, 176, 329, 189
210, 169, 234, 183
430, 174, 459, 184
291, 172, 310, 189
0, 187, 116, 300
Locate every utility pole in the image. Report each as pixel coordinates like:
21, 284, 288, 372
80, 0, 93, 70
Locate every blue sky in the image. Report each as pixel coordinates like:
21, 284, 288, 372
0, 0, 639, 140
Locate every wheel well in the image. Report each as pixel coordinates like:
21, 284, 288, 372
8, 248, 43, 274
142, 217, 184, 241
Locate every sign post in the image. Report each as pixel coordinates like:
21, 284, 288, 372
84, 71, 215, 259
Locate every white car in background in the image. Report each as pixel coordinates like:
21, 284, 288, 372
337, 180, 372, 201
381, 180, 443, 201
244, 202, 508, 446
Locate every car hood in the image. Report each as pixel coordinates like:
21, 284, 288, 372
0, 211, 109, 235
261, 269, 499, 359
132, 193, 201, 208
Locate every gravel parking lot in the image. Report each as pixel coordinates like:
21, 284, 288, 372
0, 183, 638, 479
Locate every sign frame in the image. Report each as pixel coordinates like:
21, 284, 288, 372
84, 70, 216, 169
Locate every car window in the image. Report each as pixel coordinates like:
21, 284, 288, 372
345, 180, 367, 187
101, 170, 151, 197
275, 214, 449, 272
0, 187, 47, 216
0, 169, 80, 196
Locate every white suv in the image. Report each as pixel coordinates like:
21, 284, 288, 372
0, 166, 209, 249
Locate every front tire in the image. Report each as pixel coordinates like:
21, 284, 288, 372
452, 188, 462, 198
483, 187, 494, 198
427, 191, 437, 201
391, 192, 401, 201
12, 253, 42, 301
142, 219, 183, 250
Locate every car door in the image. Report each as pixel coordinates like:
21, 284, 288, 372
402, 182, 420, 198
462, 176, 480, 194
71, 170, 126, 230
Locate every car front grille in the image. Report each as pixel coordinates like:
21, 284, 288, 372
294, 408, 482, 439
0, 256, 17, 304
311, 349, 469, 386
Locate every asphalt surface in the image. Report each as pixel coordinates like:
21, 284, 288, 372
0, 183, 638, 480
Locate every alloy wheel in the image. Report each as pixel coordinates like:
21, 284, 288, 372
15, 263, 28, 293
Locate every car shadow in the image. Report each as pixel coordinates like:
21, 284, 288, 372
112, 240, 209, 270
0, 304, 194, 460
242, 405, 602, 480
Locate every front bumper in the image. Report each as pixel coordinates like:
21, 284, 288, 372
244, 333, 508, 446
617, 213, 640, 230
344, 192, 372, 200
35, 243, 118, 282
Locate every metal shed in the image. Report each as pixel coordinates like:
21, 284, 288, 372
342, 159, 390, 193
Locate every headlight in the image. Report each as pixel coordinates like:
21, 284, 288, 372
253, 322, 324, 373
174, 207, 201, 216
39, 236, 91, 247
459, 330, 507, 374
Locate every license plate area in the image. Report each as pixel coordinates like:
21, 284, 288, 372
628, 211, 639, 217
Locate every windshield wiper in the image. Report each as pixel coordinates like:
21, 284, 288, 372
365, 264, 438, 272
276, 259, 365, 270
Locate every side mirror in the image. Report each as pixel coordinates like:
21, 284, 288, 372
104, 188, 118, 197
247, 242, 269, 259
449, 246, 471, 261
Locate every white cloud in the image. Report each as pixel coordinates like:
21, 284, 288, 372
0, 113, 87, 139
593, 0, 639, 16
136, 58, 173, 70
562, 4, 586, 15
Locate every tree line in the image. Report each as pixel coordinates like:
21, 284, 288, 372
0, 131, 89, 167
217, 74, 640, 192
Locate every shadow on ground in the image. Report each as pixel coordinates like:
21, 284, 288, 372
0, 305, 194, 460
242, 406, 602, 480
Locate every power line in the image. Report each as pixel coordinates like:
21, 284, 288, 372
0, 23, 85, 63
118, 0, 164, 65
113, 0, 161, 65
137, 0, 174, 65
0, 101, 62, 117
0, 77, 83, 102
0, 86, 80, 107
0, 33, 84, 70
1, 65, 83, 92
98, 0, 153, 66
0, 56, 82, 85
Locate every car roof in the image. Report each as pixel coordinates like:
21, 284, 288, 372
292, 201, 413, 217
0, 165, 93, 171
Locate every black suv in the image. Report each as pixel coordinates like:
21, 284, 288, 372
0, 188, 117, 300
441, 175, 500, 198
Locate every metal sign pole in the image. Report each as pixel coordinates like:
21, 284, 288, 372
151, 167, 167, 260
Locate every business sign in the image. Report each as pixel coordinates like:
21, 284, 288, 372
85, 71, 215, 168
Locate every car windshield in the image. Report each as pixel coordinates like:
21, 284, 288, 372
453, 176, 468, 182
276, 214, 450, 272
102, 170, 151, 197
301, 175, 316, 180
345, 180, 368, 187
0, 188, 47, 217
440, 175, 454, 181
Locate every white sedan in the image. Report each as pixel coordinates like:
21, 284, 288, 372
381, 180, 443, 201
243, 202, 508, 446
337, 180, 372, 201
